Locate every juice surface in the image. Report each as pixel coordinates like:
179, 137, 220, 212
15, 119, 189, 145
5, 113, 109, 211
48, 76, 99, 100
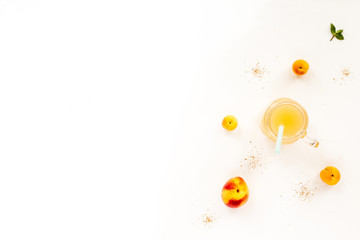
270, 105, 304, 138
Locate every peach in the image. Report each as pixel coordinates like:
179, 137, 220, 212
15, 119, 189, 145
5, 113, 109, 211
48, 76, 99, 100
221, 177, 249, 208
320, 166, 341, 185
222, 115, 238, 131
292, 59, 309, 75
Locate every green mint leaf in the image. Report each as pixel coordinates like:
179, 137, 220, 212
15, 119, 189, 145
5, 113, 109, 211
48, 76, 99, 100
336, 29, 343, 34
330, 23, 336, 34
335, 33, 344, 40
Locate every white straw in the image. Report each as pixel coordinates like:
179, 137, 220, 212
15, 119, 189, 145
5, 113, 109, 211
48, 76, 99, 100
275, 125, 284, 154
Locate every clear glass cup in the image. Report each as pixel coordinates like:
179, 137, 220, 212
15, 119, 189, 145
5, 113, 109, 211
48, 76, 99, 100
260, 98, 319, 147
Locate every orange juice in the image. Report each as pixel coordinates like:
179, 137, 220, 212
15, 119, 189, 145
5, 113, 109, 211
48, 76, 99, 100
269, 105, 305, 138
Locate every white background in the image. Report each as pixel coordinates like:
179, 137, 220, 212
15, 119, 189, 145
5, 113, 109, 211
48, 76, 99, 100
1, 0, 360, 239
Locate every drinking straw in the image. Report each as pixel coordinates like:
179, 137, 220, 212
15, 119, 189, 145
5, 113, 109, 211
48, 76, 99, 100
275, 125, 284, 154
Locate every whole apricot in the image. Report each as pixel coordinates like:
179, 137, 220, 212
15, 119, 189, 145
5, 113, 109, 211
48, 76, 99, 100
222, 115, 238, 131
292, 59, 309, 75
320, 166, 340, 185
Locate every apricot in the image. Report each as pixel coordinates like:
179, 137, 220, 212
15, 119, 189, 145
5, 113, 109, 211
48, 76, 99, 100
292, 59, 309, 75
320, 166, 341, 185
222, 115, 238, 131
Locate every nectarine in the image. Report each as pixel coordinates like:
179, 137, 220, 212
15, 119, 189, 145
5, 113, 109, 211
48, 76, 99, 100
221, 177, 249, 208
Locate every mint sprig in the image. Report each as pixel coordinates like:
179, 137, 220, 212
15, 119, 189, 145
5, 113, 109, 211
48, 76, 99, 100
330, 23, 344, 41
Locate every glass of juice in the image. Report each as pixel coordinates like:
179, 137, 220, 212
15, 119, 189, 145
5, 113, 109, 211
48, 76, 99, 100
260, 98, 319, 147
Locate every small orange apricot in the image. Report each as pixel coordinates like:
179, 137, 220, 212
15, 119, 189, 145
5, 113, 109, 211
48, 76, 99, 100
222, 115, 238, 131
320, 166, 340, 185
292, 59, 309, 75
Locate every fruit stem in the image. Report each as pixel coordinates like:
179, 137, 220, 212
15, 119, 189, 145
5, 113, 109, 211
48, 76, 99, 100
330, 35, 335, 41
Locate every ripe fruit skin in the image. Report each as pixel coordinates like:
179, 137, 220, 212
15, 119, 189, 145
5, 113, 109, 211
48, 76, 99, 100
320, 166, 341, 185
221, 177, 249, 208
292, 59, 309, 75
222, 115, 238, 131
